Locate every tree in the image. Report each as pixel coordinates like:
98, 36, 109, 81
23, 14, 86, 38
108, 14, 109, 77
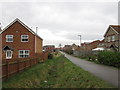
59, 43, 62, 50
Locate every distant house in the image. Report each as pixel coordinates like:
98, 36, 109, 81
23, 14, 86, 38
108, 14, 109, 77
92, 39, 105, 51
80, 40, 100, 52
104, 25, 120, 52
71, 43, 79, 51
80, 42, 91, 51
97, 39, 105, 48
0, 18, 43, 60
43, 45, 55, 52
63, 45, 71, 51
90, 40, 101, 50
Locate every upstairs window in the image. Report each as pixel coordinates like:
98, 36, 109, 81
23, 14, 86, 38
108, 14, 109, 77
21, 35, 29, 42
19, 50, 30, 58
6, 35, 13, 42
111, 35, 115, 41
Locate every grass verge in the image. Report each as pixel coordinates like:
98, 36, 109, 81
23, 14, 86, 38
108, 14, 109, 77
3, 54, 116, 88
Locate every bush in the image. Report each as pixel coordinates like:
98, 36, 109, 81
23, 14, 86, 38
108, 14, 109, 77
87, 55, 99, 63
65, 49, 73, 55
97, 51, 120, 68
48, 53, 53, 59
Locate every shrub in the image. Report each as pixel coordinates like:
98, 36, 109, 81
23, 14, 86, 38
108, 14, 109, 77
64, 49, 73, 55
97, 51, 120, 68
48, 53, 53, 59
88, 55, 99, 63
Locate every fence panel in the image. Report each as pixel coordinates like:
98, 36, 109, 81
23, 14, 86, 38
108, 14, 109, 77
2, 57, 39, 80
2, 52, 48, 80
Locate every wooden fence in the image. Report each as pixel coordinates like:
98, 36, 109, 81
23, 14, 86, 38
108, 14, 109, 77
2, 52, 48, 80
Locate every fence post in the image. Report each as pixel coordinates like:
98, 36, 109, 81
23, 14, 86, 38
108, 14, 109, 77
6, 60, 9, 79
34, 60, 36, 64
29, 59, 31, 67
17, 60, 19, 73
37, 57, 38, 63
24, 60, 26, 69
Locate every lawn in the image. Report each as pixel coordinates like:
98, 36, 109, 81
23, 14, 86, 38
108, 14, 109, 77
3, 53, 116, 88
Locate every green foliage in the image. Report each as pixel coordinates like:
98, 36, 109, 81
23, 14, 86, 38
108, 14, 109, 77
78, 51, 120, 68
97, 51, 120, 68
64, 49, 73, 55
48, 53, 53, 59
3, 54, 115, 88
87, 55, 100, 64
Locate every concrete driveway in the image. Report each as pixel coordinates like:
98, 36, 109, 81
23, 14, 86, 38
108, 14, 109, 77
60, 51, 119, 87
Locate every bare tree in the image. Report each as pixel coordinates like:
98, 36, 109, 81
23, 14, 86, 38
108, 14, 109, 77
59, 43, 62, 50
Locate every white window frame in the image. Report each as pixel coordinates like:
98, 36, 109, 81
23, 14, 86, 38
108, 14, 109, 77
111, 35, 115, 41
6, 35, 13, 42
6, 50, 13, 59
21, 35, 29, 42
19, 50, 30, 58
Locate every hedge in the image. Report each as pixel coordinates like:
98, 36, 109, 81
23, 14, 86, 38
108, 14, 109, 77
97, 51, 120, 68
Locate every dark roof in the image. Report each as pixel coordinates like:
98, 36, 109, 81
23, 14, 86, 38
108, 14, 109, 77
90, 40, 100, 44
110, 25, 120, 33
43, 45, 55, 47
3, 46, 14, 51
64, 45, 71, 47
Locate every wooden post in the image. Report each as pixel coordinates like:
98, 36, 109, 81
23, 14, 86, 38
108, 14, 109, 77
17, 60, 19, 73
29, 59, 31, 67
6, 60, 9, 79
24, 60, 26, 69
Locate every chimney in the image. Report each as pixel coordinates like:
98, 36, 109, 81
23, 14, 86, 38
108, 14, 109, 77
36, 27, 38, 34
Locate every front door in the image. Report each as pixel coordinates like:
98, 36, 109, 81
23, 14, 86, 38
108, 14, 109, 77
6, 50, 13, 59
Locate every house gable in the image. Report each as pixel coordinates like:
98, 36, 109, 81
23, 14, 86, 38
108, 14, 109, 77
1, 18, 43, 40
104, 25, 119, 37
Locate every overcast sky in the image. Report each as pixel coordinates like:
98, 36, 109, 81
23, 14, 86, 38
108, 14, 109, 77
0, 0, 118, 47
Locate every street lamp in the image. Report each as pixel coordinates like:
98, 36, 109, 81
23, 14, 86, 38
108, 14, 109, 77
78, 35, 81, 57
78, 35, 81, 46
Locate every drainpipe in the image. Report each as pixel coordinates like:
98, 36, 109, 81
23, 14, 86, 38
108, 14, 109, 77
35, 27, 38, 53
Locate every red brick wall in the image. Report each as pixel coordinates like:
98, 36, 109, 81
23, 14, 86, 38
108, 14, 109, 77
2, 21, 35, 59
36, 36, 43, 54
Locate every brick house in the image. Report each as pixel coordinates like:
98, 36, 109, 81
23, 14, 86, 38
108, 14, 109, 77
63, 45, 71, 51
80, 42, 91, 51
0, 18, 43, 60
71, 43, 79, 51
104, 25, 120, 52
90, 40, 101, 50
92, 39, 105, 51
80, 40, 101, 52
43, 45, 55, 52
97, 39, 105, 48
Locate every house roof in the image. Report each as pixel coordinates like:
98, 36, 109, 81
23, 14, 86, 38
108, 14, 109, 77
43, 45, 55, 47
3, 46, 14, 51
64, 45, 71, 47
90, 40, 100, 44
0, 18, 43, 40
104, 25, 120, 37
110, 25, 120, 33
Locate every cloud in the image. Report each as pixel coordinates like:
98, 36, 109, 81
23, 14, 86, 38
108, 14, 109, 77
1, 1, 118, 47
